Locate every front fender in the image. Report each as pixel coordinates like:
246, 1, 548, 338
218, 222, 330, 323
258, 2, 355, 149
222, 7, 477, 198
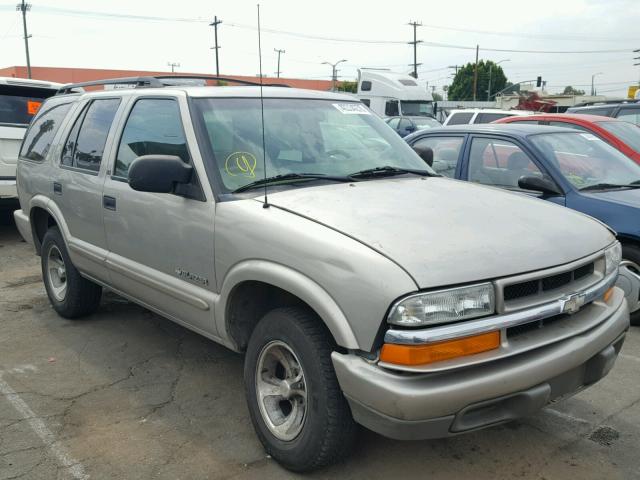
216, 259, 360, 350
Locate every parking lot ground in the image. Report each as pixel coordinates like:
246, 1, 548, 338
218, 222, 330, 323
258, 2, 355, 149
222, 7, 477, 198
1, 214, 639, 480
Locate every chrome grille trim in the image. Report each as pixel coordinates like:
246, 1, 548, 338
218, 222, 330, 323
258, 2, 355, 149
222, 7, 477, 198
384, 268, 618, 346
495, 251, 606, 314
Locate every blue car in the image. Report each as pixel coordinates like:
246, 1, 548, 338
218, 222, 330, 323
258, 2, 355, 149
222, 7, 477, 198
405, 124, 640, 323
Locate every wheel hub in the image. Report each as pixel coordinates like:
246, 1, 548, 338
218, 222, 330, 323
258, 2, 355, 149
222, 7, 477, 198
255, 340, 307, 441
617, 260, 640, 313
46, 245, 67, 302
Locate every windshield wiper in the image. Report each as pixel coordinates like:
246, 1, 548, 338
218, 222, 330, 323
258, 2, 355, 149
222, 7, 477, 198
580, 182, 640, 191
348, 165, 435, 179
232, 173, 353, 193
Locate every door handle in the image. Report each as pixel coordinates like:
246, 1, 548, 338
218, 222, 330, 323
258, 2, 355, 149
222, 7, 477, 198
103, 195, 116, 211
53, 182, 62, 194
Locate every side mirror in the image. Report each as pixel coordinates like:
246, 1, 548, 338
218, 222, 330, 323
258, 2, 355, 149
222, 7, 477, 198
518, 175, 561, 195
128, 155, 192, 193
405, 125, 416, 133
412, 144, 434, 167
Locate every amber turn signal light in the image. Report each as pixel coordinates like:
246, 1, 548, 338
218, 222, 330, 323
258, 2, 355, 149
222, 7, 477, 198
380, 331, 500, 366
603, 287, 614, 303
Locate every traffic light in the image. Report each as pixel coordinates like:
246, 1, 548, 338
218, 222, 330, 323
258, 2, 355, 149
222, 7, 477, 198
536, 76, 542, 88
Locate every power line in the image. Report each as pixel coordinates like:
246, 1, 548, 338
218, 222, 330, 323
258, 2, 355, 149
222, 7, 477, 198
18, 6, 638, 54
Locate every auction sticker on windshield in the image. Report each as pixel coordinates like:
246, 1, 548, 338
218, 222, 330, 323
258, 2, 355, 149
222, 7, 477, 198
333, 103, 371, 115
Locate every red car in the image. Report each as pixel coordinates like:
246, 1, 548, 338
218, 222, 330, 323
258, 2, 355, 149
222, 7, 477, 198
494, 113, 640, 163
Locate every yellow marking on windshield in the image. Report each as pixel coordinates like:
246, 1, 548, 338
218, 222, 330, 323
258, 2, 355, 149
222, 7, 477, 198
225, 151, 258, 177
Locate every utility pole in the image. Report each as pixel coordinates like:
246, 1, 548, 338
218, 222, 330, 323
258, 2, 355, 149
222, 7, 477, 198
16, 0, 32, 79
634, 49, 640, 86
322, 59, 347, 91
407, 21, 422, 79
210, 16, 222, 76
487, 59, 510, 101
591, 72, 603, 96
448, 65, 460, 75
167, 62, 180, 73
274, 48, 285, 78
473, 44, 479, 101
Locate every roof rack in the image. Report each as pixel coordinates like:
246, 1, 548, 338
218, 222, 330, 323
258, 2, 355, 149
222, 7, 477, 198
56, 75, 291, 95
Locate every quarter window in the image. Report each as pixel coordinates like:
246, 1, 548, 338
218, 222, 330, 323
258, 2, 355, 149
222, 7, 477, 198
20, 102, 72, 161
468, 137, 542, 189
115, 99, 189, 178
616, 108, 640, 126
61, 99, 121, 172
548, 121, 590, 132
387, 118, 400, 129
412, 136, 464, 178
474, 113, 511, 124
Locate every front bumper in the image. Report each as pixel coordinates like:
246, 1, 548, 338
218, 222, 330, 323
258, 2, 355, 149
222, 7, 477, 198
332, 288, 629, 440
0, 177, 17, 199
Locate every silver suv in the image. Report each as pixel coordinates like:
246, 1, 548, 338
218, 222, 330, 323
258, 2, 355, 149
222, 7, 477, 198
14, 76, 629, 472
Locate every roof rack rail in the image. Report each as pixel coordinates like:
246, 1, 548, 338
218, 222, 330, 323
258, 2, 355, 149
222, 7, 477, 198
56, 75, 291, 95
572, 99, 639, 107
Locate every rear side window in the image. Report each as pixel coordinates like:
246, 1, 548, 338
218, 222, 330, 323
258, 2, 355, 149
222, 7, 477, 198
360, 99, 370, 107
446, 112, 473, 125
61, 98, 121, 173
115, 98, 189, 178
20, 102, 72, 161
475, 113, 511, 124
360, 81, 372, 91
412, 136, 464, 177
387, 118, 400, 129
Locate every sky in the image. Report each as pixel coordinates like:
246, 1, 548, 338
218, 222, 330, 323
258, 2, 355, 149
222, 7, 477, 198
0, 0, 639, 97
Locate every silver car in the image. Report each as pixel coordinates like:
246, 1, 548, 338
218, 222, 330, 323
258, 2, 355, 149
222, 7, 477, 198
14, 77, 629, 472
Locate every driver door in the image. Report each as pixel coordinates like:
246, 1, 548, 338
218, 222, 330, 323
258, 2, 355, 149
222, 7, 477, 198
102, 95, 217, 335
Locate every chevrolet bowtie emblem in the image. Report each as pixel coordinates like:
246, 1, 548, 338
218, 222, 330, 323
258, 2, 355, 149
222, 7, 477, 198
560, 292, 587, 314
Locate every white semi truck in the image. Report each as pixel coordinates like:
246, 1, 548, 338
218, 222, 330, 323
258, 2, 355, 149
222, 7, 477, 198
356, 69, 435, 118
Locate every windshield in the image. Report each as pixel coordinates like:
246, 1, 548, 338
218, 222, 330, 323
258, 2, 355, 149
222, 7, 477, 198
194, 98, 433, 193
413, 117, 441, 129
529, 132, 640, 189
400, 100, 434, 116
597, 121, 640, 152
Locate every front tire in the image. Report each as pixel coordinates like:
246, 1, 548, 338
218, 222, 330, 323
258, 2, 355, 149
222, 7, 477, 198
244, 307, 357, 472
41, 227, 102, 318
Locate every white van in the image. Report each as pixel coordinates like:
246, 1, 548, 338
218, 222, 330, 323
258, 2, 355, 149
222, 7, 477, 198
443, 108, 534, 126
0, 77, 61, 202
356, 69, 435, 118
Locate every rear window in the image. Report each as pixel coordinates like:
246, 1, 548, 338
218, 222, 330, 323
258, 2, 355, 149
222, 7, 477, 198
446, 112, 473, 125
0, 85, 57, 126
570, 106, 615, 117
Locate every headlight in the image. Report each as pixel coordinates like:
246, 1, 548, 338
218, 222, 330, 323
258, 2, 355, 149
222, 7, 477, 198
604, 242, 622, 276
387, 283, 495, 327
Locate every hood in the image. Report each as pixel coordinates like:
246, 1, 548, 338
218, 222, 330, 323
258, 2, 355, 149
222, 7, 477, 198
267, 177, 614, 288
582, 188, 640, 208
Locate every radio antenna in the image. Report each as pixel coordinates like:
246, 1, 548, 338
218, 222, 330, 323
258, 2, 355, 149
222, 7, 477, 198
257, 4, 269, 208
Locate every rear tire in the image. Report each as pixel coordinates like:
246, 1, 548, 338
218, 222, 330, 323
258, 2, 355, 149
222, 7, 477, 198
244, 307, 357, 472
621, 243, 640, 326
41, 226, 102, 318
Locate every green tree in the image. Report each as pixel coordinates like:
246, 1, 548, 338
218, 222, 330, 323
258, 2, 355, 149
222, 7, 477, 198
432, 92, 443, 101
563, 86, 585, 95
448, 60, 508, 101
337, 80, 357, 93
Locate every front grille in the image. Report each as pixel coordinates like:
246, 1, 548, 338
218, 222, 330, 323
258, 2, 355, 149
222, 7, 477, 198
506, 313, 568, 338
503, 261, 596, 302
